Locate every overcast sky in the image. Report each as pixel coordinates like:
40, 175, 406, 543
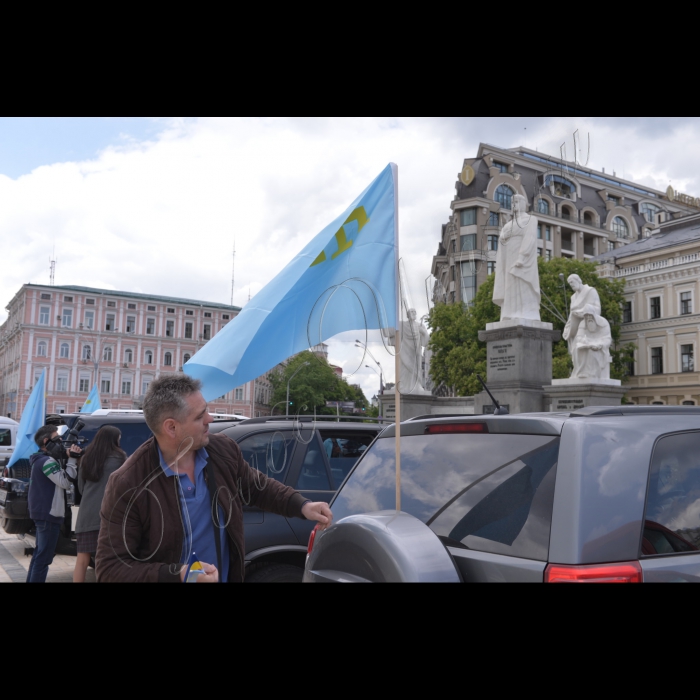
2, 117, 699, 400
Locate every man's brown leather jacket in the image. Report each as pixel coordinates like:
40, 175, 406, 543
95, 434, 307, 583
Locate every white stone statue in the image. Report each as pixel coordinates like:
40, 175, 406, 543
563, 275, 612, 381
385, 308, 431, 395
492, 195, 541, 323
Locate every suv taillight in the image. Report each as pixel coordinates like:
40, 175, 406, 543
307, 525, 320, 555
545, 562, 643, 584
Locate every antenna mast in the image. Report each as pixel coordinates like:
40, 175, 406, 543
49, 251, 56, 286
230, 241, 236, 307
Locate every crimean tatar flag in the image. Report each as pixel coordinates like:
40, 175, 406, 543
8, 370, 46, 468
80, 385, 102, 414
185, 164, 398, 401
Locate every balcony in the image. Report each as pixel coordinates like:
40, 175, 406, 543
599, 253, 700, 279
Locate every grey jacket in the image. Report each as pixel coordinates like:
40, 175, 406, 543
75, 454, 125, 534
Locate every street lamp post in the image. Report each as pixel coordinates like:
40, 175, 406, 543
365, 364, 384, 397
356, 340, 383, 394
286, 362, 310, 417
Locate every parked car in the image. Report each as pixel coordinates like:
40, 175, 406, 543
210, 416, 384, 582
305, 407, 700, 583
0, 417, 18, 469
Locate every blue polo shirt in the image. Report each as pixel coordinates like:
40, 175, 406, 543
158, 446, 230, 583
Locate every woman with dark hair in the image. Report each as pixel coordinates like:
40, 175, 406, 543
73, 426, 126, 583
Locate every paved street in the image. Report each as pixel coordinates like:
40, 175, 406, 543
0, 529, 94, 583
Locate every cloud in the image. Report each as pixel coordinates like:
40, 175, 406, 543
3, 117, 700, 400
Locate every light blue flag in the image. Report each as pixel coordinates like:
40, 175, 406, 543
80, 385, 102, 414
8, 370, 46, 468
186, 164, 398, 401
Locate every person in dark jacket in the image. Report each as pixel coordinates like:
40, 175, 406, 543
27, 426, 82, 583
73, 426, 126, 583
96, 375, 333, 583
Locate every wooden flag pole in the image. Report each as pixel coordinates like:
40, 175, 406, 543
392, 163, 401, 514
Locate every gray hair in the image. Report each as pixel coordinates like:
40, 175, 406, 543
143, 374, 203, 433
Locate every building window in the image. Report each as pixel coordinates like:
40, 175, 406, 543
641, 203, 661, 223
222, 315, 230, 321
460, 263, 477, 306
84, 311, 95, 330
538, 248, 543, 257
85, 299, 95, 305
166, 320, 174, 338
681, 292, 693, 315
63, 296, 74, 303
460, 209, 477, 227
40, 293, 51, 300
146, 318, 155, 335
626, 360, 635, 378
538, 199, 550, 215
495, 185, 514, 210
39, 307, 50, 325
126, 316, 136, 333
537, 226, 543, 240
183, 354, 191, 364
103, 347, 113, 362
124, 349, 133, 364
487, 235, 499, 252
105, 313, 116, 331
37, 341, 47, 357
144, 350, 153, 365
489, 212, 499, 227
56, 376, 68, 392
62, 309, 73, 328
128, 303, 137, 310
202, 325, 212, 341
683, 401, 696, 406
186, 310, 194, 316
101, 379, 111, 394
546, 250, 553, 261
612, 217, 629, 238
59, 343, 70, 359
147, 305, 156, 312
79, 378, 90, 393
204, 312, 213, 319
107, 301, 116, 308
460, 234, 477, 252
493, 161, 509, 174
651, 347, 664, 375
164, 352, 173, 367
167, 308, 175, 314
545, 226, 552, 242
235, 388, 244, 401
184, 322, 193, 340
608, 241, 615, 252
487, 261, 496, 275
451, 239, 456, 254
682, 345, 695, 373
82, 345, 92, 361
547, 176, 574, 198
623, 302, 633, 324
122, 380, 132, 395
650, 297, 661, 320
142, 380, 151, 395
608, 195, 620, 205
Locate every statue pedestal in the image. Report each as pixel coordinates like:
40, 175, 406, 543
543, 379, 626, 413
378, 391, 476, 422
476, 323, 561, 414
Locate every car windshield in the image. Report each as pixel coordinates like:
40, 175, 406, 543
332, 433, 560, 561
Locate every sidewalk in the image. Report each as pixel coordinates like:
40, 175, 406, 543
0, 529, 95, 584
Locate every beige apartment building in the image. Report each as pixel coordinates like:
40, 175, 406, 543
597, 213, 700, 406
0, 284, 276, 420
432, 143, 699, 306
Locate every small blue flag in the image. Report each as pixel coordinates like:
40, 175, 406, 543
183, 551, 206, 584
185, 164, 398, 401
80, 385, 102, 414
8, 370, 46, 468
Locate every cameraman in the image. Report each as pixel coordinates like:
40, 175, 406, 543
26, 425, 82, 583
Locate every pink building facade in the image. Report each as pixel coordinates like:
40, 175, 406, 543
0, 285, 275, 420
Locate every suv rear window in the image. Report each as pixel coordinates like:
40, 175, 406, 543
0, 430, 11, 447
643, 432, 700, 556
332, 433, 560, 562
236, 431, 296, 483
77, 422, 153, 457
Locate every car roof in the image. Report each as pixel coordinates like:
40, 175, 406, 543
0, 417, 18, 427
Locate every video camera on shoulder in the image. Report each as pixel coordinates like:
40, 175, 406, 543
48, 420, 87, 462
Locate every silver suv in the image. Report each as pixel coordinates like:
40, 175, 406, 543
305, 407, 700, 583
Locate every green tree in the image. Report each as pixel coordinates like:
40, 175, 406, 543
269, 351, 370, 415
428, 259, 635, 396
